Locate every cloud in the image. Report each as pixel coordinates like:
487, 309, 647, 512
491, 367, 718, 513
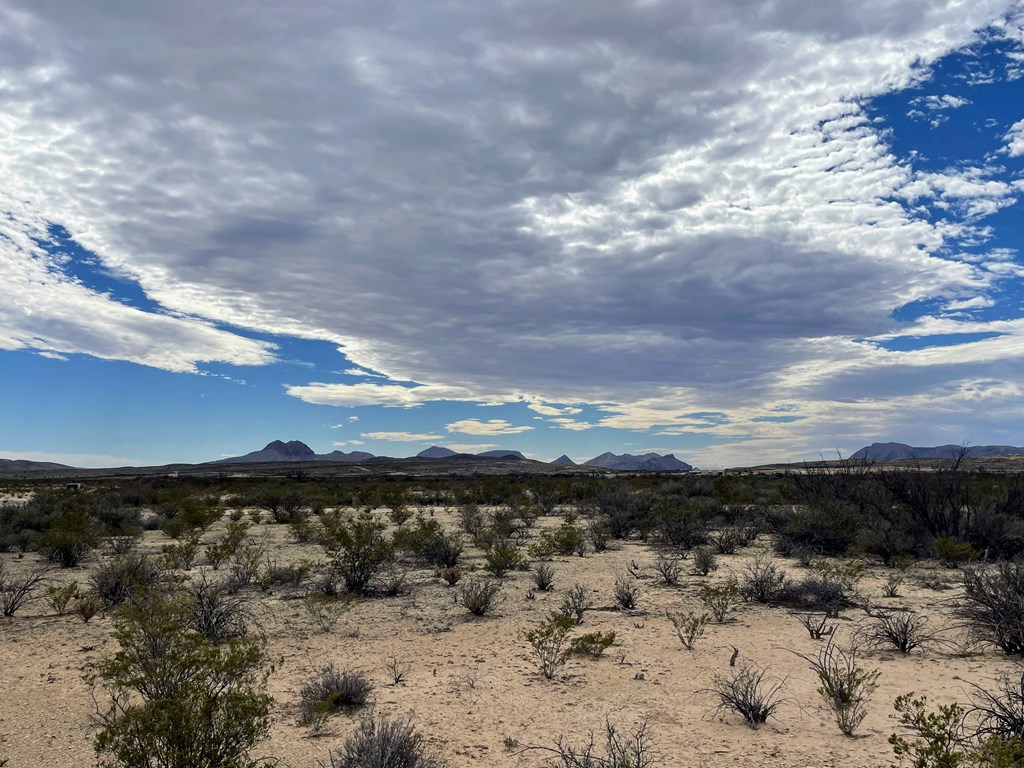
360, 431, 443, 442
443, 443, 499, 453
343, 368, 386, 378
3, 1, 1024, 461
1006, 118, 1024, 156
548, 417, 597, 431
0, 197, 276, 372
332, 440, 365, 446
911, 94, 971, 110
527, 402, 583, 416
286, 382, 491, 408
445, 419, 533, 436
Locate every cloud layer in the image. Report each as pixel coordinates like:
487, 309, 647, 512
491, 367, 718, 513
2, 1, 1023, 463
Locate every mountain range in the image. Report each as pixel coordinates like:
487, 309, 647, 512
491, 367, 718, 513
212, 440, 375, 464
0, 458, 74, 474
851, 442, 1024, 461
211, 441, 692, 471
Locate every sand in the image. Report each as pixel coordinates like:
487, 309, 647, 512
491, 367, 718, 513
1, 507, 1016, 768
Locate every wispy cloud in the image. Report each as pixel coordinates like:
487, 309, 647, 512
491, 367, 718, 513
360, 431, 442, 442
445, 419, 533, 436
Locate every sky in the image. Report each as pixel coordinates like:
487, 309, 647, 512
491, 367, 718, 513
1, 1, 1023, 469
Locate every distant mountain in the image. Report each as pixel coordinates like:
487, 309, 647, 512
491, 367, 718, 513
551, 454, 577, 466
315, 450, 376, 463
214, 440, 316, 464
417, 446, 458, 459
583, 452, 693, 471
477, 449, 527, 460
852, 442, 1024, 461
0, 458, 74, 473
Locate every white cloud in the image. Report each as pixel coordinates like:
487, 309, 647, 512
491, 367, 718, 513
910, 94, 970, 110
445, 419, 533, 436
527, 402, 583, 416
360, 431, 443, 442
443, 443, 499, 453
343, 368, 386, 378
332, 440, 365, 446
1006, 118, 1024, 156
548, 417, 597, 431
286, 382, 493, 408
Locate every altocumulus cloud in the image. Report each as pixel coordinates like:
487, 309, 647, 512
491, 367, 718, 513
446, 419, 534, 436
2, 1, 1024, 463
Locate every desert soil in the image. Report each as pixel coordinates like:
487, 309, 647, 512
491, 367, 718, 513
0, 507, 1015, 768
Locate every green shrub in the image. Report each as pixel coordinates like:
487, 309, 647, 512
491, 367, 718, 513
483, 540, 523, 577
934, 537, 980, 568
525, 616, 575, 679
557, 584, 592, 626
802, 639, 878, 736
91, 553, 163, 608
568, 631, 616, 658
46, 580, 78, 615
321, 516, 395, 595
700, 581, 739, 623
162, 531, 201, 570
92, 594, 273, 768
539, 522, 586, 556
37, 516, 98, 567
693, 547, 718, 576
667, 611, 709, 650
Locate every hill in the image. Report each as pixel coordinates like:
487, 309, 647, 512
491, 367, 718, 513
583, 452, 693, 471
851, 442, 1024, 461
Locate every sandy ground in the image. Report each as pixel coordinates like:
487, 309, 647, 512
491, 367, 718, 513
1, 507, 1018, 768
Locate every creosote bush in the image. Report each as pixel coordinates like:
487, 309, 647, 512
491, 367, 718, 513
92, 593, 273, 768
91, 552, 163, 608
692, 547, 718, 576
457, 578, 501, 616
558, 584, 592, 626
483, 540, 524, 577
888, 694, 1024, 768
700, 581, 739, 623
525, 616, 575, 680
569, 631, 617, 658
667, 611, 709, 650
800, 639, 879, 736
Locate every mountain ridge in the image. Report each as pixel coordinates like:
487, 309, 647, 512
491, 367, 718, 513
851, 442, 1024, 461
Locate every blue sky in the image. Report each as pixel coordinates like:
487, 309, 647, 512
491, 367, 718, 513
1, 1, 1023, 468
